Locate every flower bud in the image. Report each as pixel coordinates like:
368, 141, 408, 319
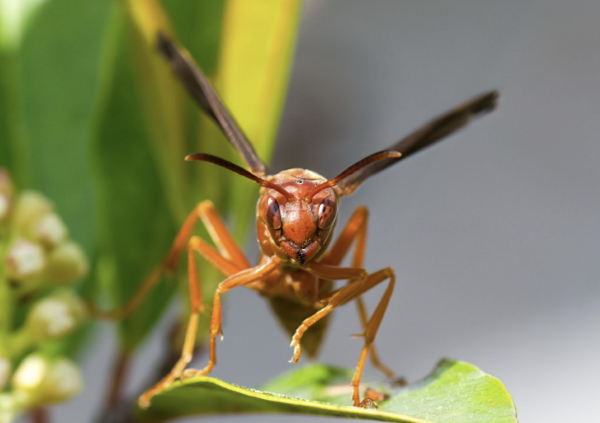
12, 354, 83, 405
12, 191, 53, 235
39, 358, 83, 403
5, 240, 46, 281
43, 241, 88, 286
11, 354, 47, 392
25, 291, 87, 343
0, 354, 10, 390
34, 213, 67, 248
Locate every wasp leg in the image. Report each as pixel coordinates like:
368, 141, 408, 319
290, 265, 394, 406
137, 233, 251, 408
180, 257, 283, 380
135, 201, 252, 408
290, 262, 367, 363
88, 200, 250, 320
138, 238, 204, 408
345, 268, 395, 407
322, 206, 394, 378
329, 267, 397, 407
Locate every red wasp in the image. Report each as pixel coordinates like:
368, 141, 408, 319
92, 33, 497, 408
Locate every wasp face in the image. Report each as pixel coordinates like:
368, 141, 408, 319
257, 169, 338, 265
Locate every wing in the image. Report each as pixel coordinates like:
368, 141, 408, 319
336, 91, 498, 196
157, 32, 267, 177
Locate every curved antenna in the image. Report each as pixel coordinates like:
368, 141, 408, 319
304, 151, 402, 202
336, 91, 498, 196
158, 33, 268, 177
186, 154, 294, 201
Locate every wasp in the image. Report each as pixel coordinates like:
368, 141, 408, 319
91, 33, 497, 408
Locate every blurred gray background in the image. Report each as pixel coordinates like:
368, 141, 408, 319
57, 0, 599, 422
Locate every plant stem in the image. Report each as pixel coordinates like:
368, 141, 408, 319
106, 349, 131, 408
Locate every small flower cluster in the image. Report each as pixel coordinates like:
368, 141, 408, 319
0, 169, 88, 422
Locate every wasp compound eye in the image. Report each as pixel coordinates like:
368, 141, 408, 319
317, 197, 337, 230
266, 196, 282, 230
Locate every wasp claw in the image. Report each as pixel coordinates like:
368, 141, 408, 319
289, 345, 302, 363
359, 398, 379, 409
181, 369, 201, 380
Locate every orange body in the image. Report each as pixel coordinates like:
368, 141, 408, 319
92, 34, 497, 409
253, 169, 338, 356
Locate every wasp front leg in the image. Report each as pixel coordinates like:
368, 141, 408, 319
289, 262, 368, 363
298, 263, 395, 407
322, 206, 395, 378
180, 256, 283, 380
343, 268, 395, 407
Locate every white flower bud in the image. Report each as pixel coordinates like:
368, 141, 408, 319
5, 240, 46, 280
34, 213, 67, 247
11, 354, 83, 405
43, 241, 88, 285
12, 192, 53, 234
0, 354, 10, 390
25, 291, 87, 342
12, 354, 47, 392
39, 358, 83, 403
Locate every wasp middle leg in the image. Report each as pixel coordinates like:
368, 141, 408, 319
88, 200, 251, 320
88, 200, 251, 408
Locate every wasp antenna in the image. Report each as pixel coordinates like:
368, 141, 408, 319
186, 153, 294, 200
304, 151, 402, 201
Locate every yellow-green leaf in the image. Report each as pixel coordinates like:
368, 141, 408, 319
218, 0, 302, 161
216, 0, 303, 239
137, 360, 518, 423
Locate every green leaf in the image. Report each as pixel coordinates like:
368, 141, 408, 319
136, 360, 518, 423
89, 4, 178, 350
0, 45, 29, 188
19, 0, 110, 255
